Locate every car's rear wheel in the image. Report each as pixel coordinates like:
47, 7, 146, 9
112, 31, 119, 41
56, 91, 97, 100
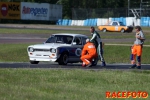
58, 53, 68, 65
121, 28, 125, 33
102, 28, 107, 32
30, 61, 39, 64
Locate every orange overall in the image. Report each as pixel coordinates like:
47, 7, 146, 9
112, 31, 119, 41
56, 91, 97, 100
131, 45, 142, 63
80, 42, 97, 65
131, 45, 142, 57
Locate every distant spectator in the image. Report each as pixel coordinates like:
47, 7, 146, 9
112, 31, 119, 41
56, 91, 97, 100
130, 26, 145, 69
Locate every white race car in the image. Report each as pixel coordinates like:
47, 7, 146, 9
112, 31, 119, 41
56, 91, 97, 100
27, 33, 88, 65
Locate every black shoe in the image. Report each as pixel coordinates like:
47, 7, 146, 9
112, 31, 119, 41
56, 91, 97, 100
101, 61, 106, 66
129, 64, 136, 68
136, 66, 141, 69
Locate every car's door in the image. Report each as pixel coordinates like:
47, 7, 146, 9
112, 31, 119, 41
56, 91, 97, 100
106, 22, 115, 31
111, 22, 119, 31
82, 37, 87, 46
118, 22, 127, 31
69, 36, 83, 62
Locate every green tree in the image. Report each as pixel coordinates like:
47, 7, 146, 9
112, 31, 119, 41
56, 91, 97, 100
57, 0, 72, 19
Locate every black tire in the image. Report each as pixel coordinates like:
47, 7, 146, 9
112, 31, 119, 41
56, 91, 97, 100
58, 53, 68, 65
30, 61, 39, 64
92, 62, 97, 66
121, 28, 125, 33
92, 59, 98, 66
102, 28, 107, 32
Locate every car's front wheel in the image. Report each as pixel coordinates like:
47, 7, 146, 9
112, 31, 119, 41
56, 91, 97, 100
121, 28, 125, 33
30, 61, 39, 64
58, 53, 68, 65
102, 28, 107, 32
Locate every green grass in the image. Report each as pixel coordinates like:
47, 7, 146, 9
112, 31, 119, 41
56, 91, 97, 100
105, 41, 150, 45
99, 30, 150, 39
104, 45, 150, 64
0, 44, 150, 64
0, 44, 29, 62
1, 27, 150, 39
0, 28, 88, 34
142, 27, 150, 31
0, 69, 150, 100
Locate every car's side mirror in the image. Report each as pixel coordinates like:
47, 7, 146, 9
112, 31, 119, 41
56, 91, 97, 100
73, 42, 76, 45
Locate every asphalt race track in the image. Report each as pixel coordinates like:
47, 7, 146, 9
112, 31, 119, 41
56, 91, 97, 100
0, 62, 150, 70
0, 25, 150, 70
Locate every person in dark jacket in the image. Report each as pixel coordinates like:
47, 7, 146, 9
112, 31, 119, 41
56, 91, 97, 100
90, 26, 106, 66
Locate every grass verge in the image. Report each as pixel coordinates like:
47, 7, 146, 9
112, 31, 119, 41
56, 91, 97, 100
0, 28, 88, 34
0, 27, 150, 39
0, 69, 150, 100
0, 44, 150, 64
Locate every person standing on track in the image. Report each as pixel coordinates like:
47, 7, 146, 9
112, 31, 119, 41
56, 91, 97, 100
90, 26, 106, 66
80, 39, 97, 67
130, 26, 145, 69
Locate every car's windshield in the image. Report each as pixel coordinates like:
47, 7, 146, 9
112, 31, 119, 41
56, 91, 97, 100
45, 35, 73, 44
119, 22, 125, 26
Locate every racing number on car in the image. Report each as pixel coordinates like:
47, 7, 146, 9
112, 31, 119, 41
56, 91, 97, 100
115, 26, 118, 31
75, 48, 82, 56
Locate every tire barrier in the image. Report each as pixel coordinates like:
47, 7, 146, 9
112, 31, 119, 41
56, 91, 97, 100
97, 18, 108, 26
56, 17, 150, 27
140, 17, 150, 27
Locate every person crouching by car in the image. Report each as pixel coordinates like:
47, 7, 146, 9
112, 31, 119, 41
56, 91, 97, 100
80, 39, 97, 67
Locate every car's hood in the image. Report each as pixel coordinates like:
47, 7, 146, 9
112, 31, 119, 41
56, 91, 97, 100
28, 43, 71, 49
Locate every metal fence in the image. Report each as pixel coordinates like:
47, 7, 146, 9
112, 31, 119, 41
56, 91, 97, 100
72, 8, 150, 20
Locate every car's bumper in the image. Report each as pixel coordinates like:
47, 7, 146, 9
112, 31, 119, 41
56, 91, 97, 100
28, 52, 60, 62
29, 57, 57, 62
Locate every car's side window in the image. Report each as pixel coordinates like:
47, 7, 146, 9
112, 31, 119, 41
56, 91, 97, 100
66, 37, 73, 44
82, 37, 87, 45
73, 37, 82, 45
112, 22, 118, 26
56, 36, 63, 43
55, 35, 73, 44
